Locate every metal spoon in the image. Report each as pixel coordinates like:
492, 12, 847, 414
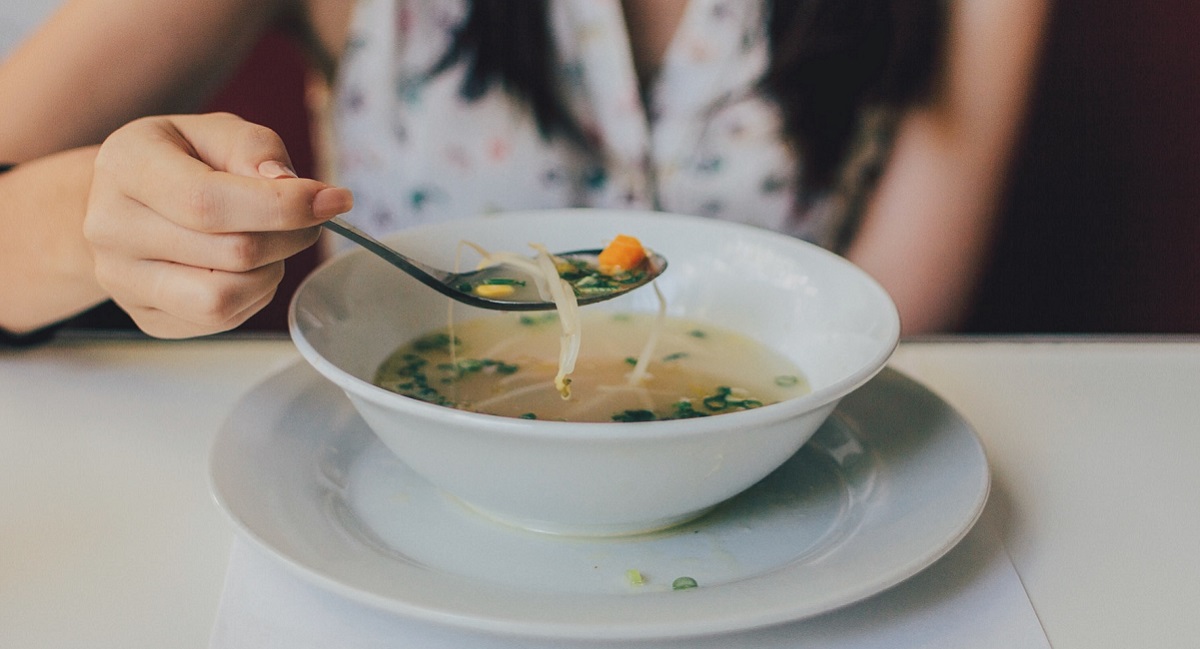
322, 217, 666, 311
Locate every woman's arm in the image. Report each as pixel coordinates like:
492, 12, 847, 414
0, 0, 288, 160
0, 0, 352, 336
845, 0, 1049, 335
0, 0, 285, 333
84, 113, 350, 338
0, 150, 106, 333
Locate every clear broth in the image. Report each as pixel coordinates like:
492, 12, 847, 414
373, 312, 809, 423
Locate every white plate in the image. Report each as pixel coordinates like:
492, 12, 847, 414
210, 362, 989, 641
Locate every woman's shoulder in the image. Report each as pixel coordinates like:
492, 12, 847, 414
0, 1, 58, 58
302, 0, 468, 79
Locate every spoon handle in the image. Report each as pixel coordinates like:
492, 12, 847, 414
321, 217, 457, 297
320, 217, 664, 311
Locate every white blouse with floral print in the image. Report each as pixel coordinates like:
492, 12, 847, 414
331, 0, 877, 249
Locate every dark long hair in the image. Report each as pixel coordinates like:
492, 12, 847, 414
432, 0, 944, 190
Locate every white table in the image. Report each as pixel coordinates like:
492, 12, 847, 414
2, 335, 1198, 648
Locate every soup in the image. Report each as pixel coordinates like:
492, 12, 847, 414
373, 311, 809, 423
455, 234, 658, 398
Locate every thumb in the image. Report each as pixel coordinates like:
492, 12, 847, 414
258, 159, 300, 180
175, 112, 301, 178
174, 112, 354, 222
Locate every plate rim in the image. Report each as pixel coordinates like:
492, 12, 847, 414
209, 361, 990, 641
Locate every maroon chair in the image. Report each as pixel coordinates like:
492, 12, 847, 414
968, 0, 1200, 333
204, 29, 321, 332
217, 5, 1200, 335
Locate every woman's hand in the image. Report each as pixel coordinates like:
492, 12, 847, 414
84, 112, 353, 338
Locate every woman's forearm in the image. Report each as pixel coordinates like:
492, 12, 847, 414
0, 0, 306, 334
845, 0, 1048, 335
0, 0, 286, 161
0, 148, 108, 333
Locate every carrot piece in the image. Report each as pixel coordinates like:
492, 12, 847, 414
597, 234, 647, 274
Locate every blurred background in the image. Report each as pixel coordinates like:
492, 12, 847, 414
963, 0, 1200, 334
7, 0, 1196, 336
209, 0, 1199, 335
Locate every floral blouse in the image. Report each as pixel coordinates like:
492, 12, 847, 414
331, 0, 893, 250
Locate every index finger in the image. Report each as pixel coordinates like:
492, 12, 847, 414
98, 115, 351, 234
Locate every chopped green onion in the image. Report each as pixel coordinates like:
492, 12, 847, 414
702, 386, 733, 410
672, 577, 698, 590
700, 386, 766, 412
626, 569, 645, 586
612, 409, 657, 422
412, 332, 458, 352
519, 313, 557, 326
448, 358, 521, 377
671, 400, 709, 419
456, 359, 484, 373
774, 375, 800, 387
554, 257, 646, 294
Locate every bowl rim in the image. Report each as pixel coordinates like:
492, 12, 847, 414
288, 209, 900, 441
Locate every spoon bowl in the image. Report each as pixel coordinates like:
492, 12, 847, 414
322, 217, 666, 311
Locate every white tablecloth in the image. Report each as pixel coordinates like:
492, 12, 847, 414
5, 337, 1200, 648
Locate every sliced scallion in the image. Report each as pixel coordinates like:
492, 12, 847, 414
672, 577, 698, 590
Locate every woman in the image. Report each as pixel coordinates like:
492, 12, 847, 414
0, 0, 1046, 339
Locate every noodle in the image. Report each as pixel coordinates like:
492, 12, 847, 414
626, 282, 666, 386
448, 238, 665, 405
469, 242, 584, 399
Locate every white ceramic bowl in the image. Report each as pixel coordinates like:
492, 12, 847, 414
290, 209, 899, 536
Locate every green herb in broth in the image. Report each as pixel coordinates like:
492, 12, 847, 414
671, 399, 708, 419
374, 353, 454, 408
411, 332, 459, 353
437, 358, 520, 378
519, 313, 558, 326
701, 386, 764, 411
612, 409, 657, 422
609, 387, 770, 421
373, 312, 809, 423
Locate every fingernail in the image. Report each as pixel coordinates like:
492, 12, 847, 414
258, 160, 298, 179
313, 187, 354, 219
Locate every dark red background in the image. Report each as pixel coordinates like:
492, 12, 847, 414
210, 1, 1200, 334
966, 0, 1200, 333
